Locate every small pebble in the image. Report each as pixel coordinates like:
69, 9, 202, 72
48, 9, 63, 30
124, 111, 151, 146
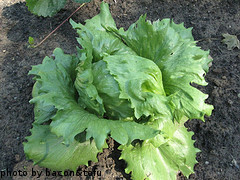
232, 159, 239, 169
3, 50, 6, 53
228, 99, 233, 105
15, 154, 20, 162
205, 161, 209, 165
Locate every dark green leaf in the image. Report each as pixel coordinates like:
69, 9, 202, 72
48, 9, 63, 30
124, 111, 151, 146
26, 0, 67, 17
24, 124, 101, 171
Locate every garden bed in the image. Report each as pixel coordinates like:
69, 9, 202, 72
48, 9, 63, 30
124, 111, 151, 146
0, 0, 239, 179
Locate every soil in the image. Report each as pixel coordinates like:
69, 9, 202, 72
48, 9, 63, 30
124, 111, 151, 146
0, 0, 240, 179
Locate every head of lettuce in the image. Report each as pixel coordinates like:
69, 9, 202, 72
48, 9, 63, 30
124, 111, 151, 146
24, 2, 213, 180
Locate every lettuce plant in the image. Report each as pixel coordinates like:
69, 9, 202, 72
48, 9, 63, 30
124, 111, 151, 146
26, 0, 92, 17
24, 2, 213, 180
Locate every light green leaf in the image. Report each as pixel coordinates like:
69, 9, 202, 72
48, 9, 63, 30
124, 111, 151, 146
24, 124, 101, 171
30, 48, 78, 124
70, 2, 136, 63
71, 3, 174, 120
50, 103, 159, 149
28, 36, 34, 45
119, 124, 200, 180
92, 60, 134, 120
222, 33, 240, 50
102, 54, 172, 119
74, 36, 105, 116
26, 3, 214, 178
75, 2, 116, 32
107, 15, 213, 121
29, 48, 79, 114
29, 47, 159, 149
70, 2, 137, 119
26, 0, 67, 17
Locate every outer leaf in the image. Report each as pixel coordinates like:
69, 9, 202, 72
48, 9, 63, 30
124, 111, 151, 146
50, 104, 159, 149
24, 124, 101, 171
222, 33, 240, 50
32, 81, 56, 124
107, 16, 213, 121
119, 124, 200, 180
29, 48, 159, 149
26, 0, 67, 17
75, 2, 116, 32
70, 2, 136, 63
30, 48, 78, 124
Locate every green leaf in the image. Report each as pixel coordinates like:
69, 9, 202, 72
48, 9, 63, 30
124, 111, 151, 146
102, 54, 172, 119
28, 36, 35, 45
92, 60, 134, 120
119, 124, 200, 180
29, 47, 159, 150
222, 33, 240, 50
74, 2, 116, 32
26, 0, 67, 17
26, 0, 92, 17
24, 124, 101, 171
29, 48, 79, 123
30, 48, 78, 124
26, 3, 214, 178
71, 3, 174, 120
32, 81, 56, 124
74, 36, 106, 116
70, 2, 136, 63
50, 104, 159, 149
107, 16, 213, 121
70, 2, 137, 119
